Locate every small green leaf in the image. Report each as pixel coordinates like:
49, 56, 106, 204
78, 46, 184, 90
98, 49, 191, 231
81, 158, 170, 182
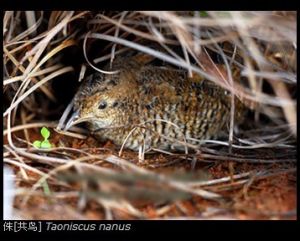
41, 127, 50, 140
33, 140, 42, 148
42, 180, 51, 196
40, 140, 52, 149
199, 11, 208, 17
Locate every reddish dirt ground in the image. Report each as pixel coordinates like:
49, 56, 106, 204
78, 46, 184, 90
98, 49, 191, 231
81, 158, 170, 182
6, 129, 297, 220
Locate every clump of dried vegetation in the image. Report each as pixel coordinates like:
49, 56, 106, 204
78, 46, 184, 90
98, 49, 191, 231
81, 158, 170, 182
3, 11, 296, 220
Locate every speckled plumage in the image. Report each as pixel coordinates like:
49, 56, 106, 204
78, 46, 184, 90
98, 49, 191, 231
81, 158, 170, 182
72, 57, 245, 151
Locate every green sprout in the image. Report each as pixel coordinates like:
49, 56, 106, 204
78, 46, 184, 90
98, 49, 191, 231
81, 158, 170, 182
199, 11, 209, 17
33, 127, 53, 149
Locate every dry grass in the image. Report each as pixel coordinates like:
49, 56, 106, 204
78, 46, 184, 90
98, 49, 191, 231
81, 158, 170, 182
3, 11, 296, 220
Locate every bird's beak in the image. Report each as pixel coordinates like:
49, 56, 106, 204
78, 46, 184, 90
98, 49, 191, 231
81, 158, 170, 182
64, 110, 80, 131
64, 110, 95, 131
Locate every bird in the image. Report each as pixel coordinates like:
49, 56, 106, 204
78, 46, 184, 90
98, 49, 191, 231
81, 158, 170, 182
66, 55, 246, 152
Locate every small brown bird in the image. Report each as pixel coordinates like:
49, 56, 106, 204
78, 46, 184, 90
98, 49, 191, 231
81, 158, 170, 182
67, 56, 245, 151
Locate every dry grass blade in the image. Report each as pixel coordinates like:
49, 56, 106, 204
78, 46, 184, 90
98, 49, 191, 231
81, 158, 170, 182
4, 66, 74, 117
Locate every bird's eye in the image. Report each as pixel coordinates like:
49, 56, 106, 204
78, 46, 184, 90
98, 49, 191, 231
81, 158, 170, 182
98, 100, 107, 110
